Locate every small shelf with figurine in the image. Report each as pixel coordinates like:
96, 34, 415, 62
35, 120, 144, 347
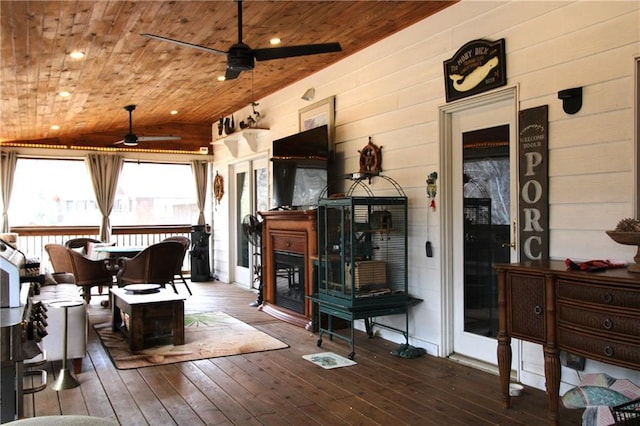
211, 128, 269, 158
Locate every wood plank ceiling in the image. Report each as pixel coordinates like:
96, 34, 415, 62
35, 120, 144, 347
0, 1, 455, 153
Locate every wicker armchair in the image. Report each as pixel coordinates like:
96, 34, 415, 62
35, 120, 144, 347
117, 241, 186, 293
64, 238, 115, 294
45, 243, 74, 275
45, 244, 114, 303
162, 236, 192, 295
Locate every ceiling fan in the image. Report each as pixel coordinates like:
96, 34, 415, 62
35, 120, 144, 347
115, 105, 181, 147
141, 0, 342, 80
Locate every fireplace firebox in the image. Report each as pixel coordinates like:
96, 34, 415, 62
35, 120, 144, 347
274, 252, 305, 314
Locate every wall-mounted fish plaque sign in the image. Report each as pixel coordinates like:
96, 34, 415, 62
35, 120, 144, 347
443, 38, 507, 102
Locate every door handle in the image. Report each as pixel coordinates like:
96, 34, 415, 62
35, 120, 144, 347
501, 220, 517, 250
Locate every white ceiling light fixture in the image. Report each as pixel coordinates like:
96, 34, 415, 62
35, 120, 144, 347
270, 37, 281, 45
217, 75, 226, 81
301, 88, 315, 101
69, 51, 85, 59
170, 110, 178, 115
59, 91, 71, 97
50, 125, 60, 130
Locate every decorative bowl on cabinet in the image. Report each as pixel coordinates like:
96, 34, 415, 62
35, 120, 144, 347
606, 231, 640, 272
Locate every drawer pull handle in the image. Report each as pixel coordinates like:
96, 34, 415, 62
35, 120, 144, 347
604, 346, 614, 357
533, 305, 543, 315
603, 292, 613, 303
602, 318, 613, 330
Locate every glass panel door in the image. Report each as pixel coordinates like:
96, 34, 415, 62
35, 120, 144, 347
232, 158, 267, 288
450, 89, 518, 365
234, 163, 251, 286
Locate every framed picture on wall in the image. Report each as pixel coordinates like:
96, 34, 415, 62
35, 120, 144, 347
299, 95, 335, 144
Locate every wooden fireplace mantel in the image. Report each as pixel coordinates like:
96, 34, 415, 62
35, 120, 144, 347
258, 209, 317, 327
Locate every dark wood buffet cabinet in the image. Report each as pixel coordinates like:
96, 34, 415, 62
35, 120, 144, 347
496, 260, 640, 425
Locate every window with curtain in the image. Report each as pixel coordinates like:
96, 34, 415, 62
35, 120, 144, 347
9, 158, 100, 225
7, 158, 203, 226
111, 161, 199, 225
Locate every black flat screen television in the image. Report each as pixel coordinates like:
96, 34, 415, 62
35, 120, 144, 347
271, 125, 330, 209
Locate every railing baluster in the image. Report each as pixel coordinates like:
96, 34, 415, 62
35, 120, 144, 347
8, 225, 194, 275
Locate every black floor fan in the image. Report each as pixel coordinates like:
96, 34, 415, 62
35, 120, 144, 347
242, 214, 263, 307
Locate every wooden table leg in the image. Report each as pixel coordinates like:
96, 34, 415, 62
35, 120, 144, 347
111, 293, 119, 332
496, 267, 512, 409
129, 304, 144, 351
173, 300, 184, 346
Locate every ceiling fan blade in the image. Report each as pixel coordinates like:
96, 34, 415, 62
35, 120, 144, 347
225, 68, 242, 80
137, 135, 182, 141
253, 43, 342, 61
141, 33, 227, 56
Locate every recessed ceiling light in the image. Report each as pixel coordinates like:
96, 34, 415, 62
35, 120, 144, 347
59, 91, 71, 97
51, 125, 60, 130
217, 75, 226, 81
270, 37, 281, 45
170, 110, 178, 115
69, 51, 85, 59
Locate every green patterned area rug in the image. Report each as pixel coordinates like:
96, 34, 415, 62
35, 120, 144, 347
94, 311, 289, 369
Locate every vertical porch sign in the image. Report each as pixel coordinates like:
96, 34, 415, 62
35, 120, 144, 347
443, 38, 506, 102
518, 106, 549, 261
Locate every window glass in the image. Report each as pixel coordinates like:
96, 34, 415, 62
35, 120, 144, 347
112, 162, 199, 225
9, 158, 100, 226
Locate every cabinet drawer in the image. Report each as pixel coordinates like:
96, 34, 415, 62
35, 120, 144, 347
507, 273, 545, 342
557, 279, 640, 309
558, 327, 640, 369
272, 234, 305, 254
558, 303, 640, 339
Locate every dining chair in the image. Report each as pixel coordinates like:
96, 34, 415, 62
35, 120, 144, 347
45, 244, 114, 303
117, 241, 186, 294
64, 238, 116, 295
162, 236, 192, 295
45, 243, 74, 275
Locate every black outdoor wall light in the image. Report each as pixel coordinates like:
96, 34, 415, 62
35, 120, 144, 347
558, 87, 583, 114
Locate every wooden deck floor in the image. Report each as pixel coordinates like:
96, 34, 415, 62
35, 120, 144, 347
22, 281, 582, 425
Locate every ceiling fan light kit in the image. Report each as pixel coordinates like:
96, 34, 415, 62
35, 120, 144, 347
123, 134, 138, 147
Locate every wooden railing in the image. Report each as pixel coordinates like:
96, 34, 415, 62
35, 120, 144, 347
8, 225, 194, 273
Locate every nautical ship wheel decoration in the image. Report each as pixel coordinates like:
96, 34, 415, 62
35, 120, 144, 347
358, 137, 382, 182
213, 171, 225, 204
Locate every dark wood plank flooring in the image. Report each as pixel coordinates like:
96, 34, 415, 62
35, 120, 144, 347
22, 281, 582, 425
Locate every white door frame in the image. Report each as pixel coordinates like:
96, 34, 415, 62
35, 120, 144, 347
230, 161, 251, 287
229, 155, 268, 287
439, 86, 520, 359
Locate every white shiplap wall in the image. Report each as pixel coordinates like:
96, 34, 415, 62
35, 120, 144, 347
212, 1, 640, 389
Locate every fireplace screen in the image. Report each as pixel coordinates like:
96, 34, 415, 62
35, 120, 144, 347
273, 251, 305, 314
